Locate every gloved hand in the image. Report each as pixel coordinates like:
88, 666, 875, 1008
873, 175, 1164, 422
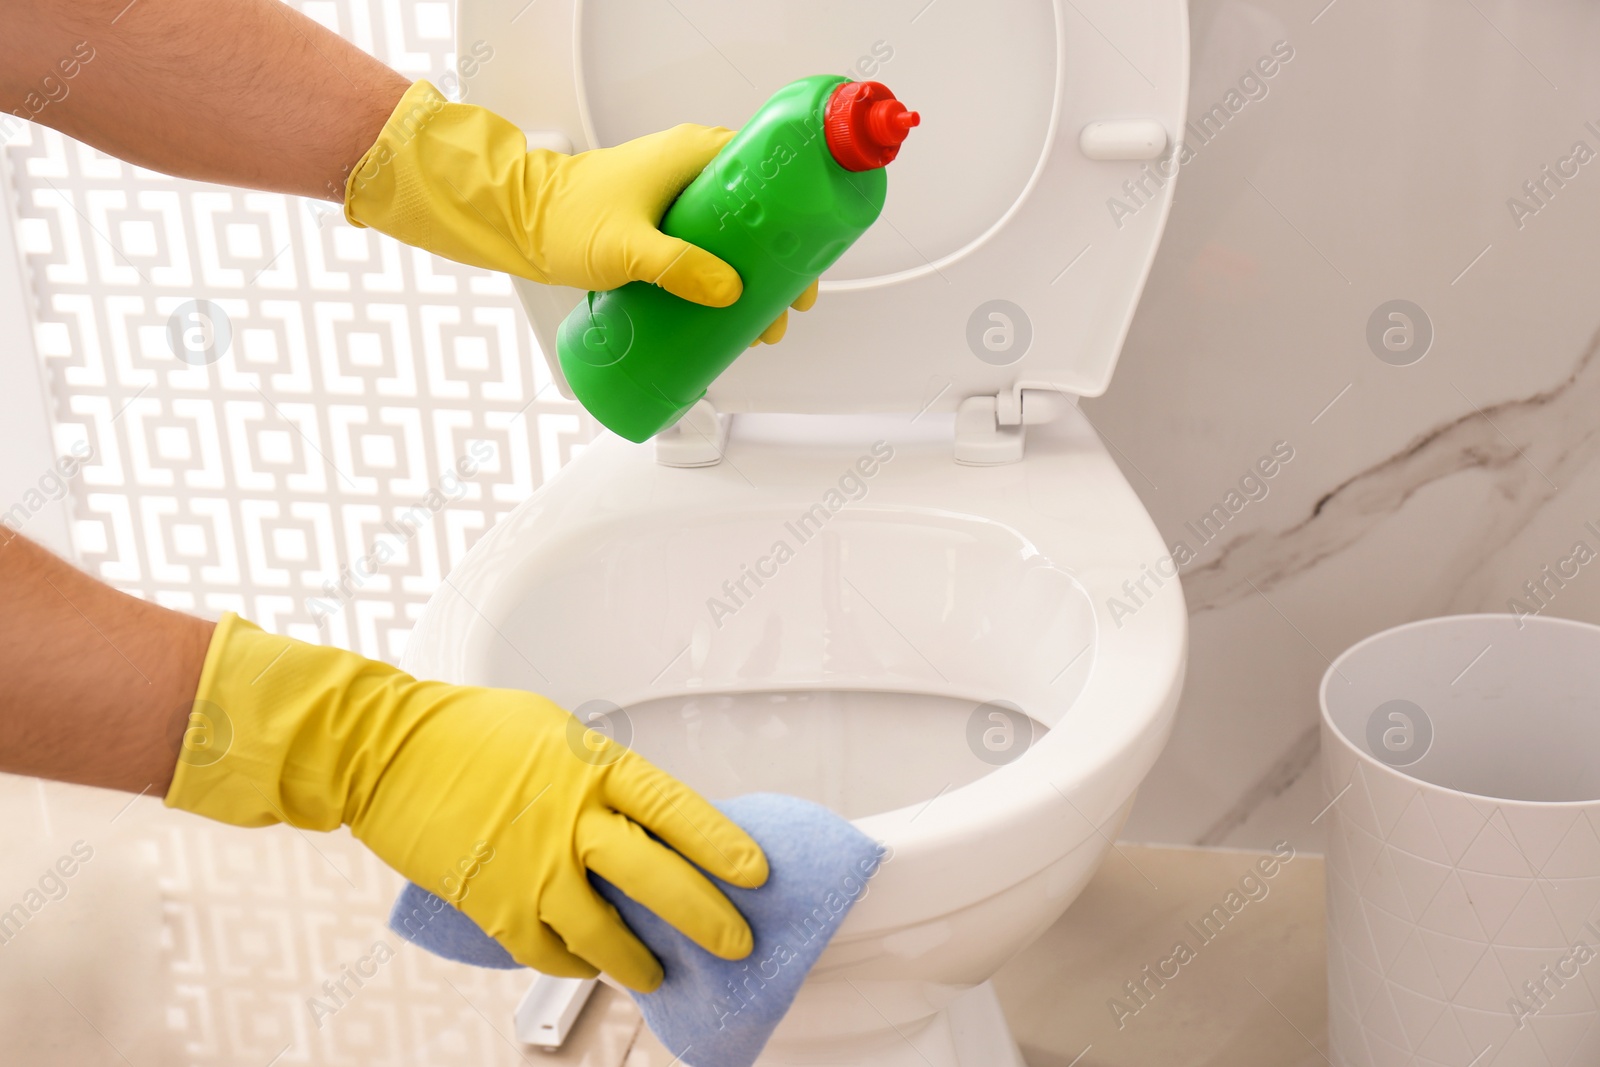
165, 613, 767, 992
344, 80, 815, 345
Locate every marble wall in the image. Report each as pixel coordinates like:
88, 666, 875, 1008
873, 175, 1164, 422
1095, 0, 1600, 850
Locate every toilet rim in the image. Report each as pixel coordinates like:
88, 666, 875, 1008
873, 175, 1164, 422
414, 588, 1180, 934
421, 548, 1183, 928
405, 422, 1186, 927
835, 588, 1182, 926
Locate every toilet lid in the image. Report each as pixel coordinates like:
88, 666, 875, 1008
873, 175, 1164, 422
461, 0, 1189, 413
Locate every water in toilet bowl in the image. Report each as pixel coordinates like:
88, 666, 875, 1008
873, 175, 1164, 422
618, 688, 1049, 819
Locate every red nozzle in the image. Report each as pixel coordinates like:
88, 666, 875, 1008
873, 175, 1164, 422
824, 81, 919, 171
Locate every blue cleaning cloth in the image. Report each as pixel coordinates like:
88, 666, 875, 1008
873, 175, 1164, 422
389, 793, 885, 1067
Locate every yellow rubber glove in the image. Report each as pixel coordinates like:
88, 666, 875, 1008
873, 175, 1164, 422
345, 80, 814, 343
165, 614, 767, 992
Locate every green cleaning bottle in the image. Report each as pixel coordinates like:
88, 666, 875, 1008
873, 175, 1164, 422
556, 75, 919, 443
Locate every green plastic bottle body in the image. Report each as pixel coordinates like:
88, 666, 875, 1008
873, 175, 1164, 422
557, 75, 887, 443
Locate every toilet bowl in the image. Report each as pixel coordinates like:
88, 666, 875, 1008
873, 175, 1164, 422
407, 411, 1185, 1063
411, 2, 1190, 1062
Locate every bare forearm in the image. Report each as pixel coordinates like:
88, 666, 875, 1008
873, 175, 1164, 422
0, 0, 408, 200
0, 530, 213, 794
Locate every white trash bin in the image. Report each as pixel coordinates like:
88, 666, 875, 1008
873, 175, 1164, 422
1321, 614, 1600, 1067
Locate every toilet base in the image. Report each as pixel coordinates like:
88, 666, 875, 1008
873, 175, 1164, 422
756, 982, 1026, 1067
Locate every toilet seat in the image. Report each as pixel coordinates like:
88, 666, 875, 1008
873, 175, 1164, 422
462, 0, 1189, 416
403, 406, 1186, 934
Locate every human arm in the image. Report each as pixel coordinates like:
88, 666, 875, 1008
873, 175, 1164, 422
0, 0, 407, 200
0, 0, 742, 297
0, 0, 817, 332
0, 529, 765, 990
0, 527, 211, 793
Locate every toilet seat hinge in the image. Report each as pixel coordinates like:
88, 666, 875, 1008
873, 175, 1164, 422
654, 398, 728, 467
953, 387, 1068, 466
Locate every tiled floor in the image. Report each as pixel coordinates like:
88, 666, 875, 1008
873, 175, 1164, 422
992, 842, 1328, 1067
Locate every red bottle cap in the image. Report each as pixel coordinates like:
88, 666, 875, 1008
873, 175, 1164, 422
824, 81, 920, 171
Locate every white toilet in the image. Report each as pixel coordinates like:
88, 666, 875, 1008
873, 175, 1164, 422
407, 3, 1190, 1064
